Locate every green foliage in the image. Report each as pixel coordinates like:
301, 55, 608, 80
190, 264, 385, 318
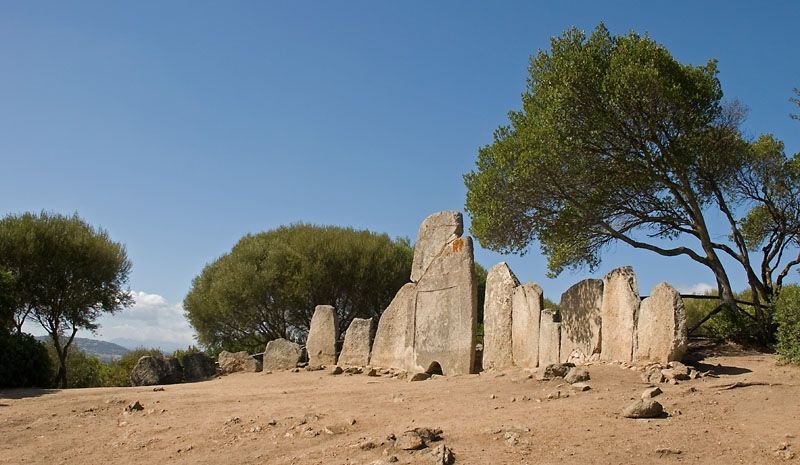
0, 211, 133, 387
185, 224, 413, 354
172, 345, 200, 359
0, 329, 53, 388
0, 269, 14, 330
775, 285, 800, 363
683, 291, 759, 344
103, 347, 164, 387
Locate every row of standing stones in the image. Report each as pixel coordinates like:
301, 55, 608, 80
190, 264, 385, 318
257, 210, 688, 377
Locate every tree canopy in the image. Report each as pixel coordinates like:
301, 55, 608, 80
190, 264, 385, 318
184, 224, 414, 354
0, 212, 132, 387
464, 24, 800, 343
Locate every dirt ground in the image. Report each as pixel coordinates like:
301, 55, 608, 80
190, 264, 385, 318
2, 344, 800, 465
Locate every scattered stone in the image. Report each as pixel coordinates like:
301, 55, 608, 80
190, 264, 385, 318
537, 363, 574, 380
483, 262, 520, 371
642, 387, 663, 399
305, 365, 324, 372
600, 267, 640, 363
559, 279, 603, 364
125, 401, 144, 412
339, 317, 374, 367
564, 367, 590, 384
262, 338, 303, 371
622, 399, 664, 419
546, 390, 569, 399
358, 440, 378, 450
130, 356, 182, 386
512, 283, 543, 369
344, 366, 363, 375
366, 368, 379, 377
410, 372, 431, 382
330, 366, 344, 375
429, 443, 455, 464
218, 350, 262, 374
396, 431, 426, 450
635, 283, 688, 364
661, 364, 690, 382
152, 387, 165, 392
571, 382, 591, 392
306, 305, 339, 367
655, 448, 682, 456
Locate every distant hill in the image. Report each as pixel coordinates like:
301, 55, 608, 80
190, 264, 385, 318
35, 336, 130, 363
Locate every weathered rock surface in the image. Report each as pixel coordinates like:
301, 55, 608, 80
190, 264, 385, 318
536, 362, 574, 380
635, 283, 688, 364
218, 350, 261, 374
622, 399, 664, 418
564, 367, 590, 384
370, 283, 417, 371
412, 235, 477, 376
538, 309, 561, 367
130, 356, 182, 386
306, 305, 339, 367
511, 283, 543, 369
559, 279, 604, 364
642, 386, 663, 399
180, 352, 217, 382
338, 317, 373, 367
410, 211, 463, 282
482, 262, 519, 371
262, 338, 302, 371
600, 267, 640, 362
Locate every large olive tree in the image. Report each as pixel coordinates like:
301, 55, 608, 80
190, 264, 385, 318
184, 224, 414, 354
0, 212, 132, 387
464, 24, 800, 344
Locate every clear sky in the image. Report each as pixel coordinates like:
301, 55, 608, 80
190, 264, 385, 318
2, 1, 798, 350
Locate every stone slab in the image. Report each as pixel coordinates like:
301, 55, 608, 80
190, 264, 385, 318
482, 262, 519, 371
511, 283, 543, 369
559, 279, 604, 364
306, 304, 339, 367
369, 283, 417, 371
600, 267, 640, 362
538, 309, 561, 367
412, 236, 477, 375
635, 283, 687, 364
338, 317, 374, 367
410, 211, 463, 282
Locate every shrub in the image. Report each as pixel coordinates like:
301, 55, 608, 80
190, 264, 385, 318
0, 330, 53, 388
683, 290, 760, 344
776, 285, 800, 363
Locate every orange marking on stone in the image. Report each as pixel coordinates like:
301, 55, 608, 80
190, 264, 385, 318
452, 238, 464, 252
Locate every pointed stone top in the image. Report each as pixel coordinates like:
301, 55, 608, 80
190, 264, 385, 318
410, 211, 464, 282
486, 262, 520, 287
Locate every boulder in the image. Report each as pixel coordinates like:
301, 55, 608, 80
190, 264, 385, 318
536, 362, 574, 380
306, 305, 339, 367
410, 211, 463, 282
338, 317, 373, 367
180, 352, 217, 382
622, 399, 664, 418
130, 356, 182, 386
218, 350, 262, 373
559, 279, 604, 364
263, 338, 302, 371
482, 262, 519, 371
600, 267, 640, 362
564, 367, 590, 384
512, 283, 543, 369
635, 283, 688, 364
538, 309, 561, 367
370, 283, 417, 371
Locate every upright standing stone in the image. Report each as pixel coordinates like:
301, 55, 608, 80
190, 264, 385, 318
559, 279, 604, 364
600, 267, 640, 362
482, 263, 520, 371
538, 309, 561, 367
635, 283, 688, 364
338, 317, 374, 367
412, 236, 477, 375
306, 305, 339, 367
370, 283, 417, 370
410, 211, 463, 282
511, 283, 543, 369
263, 338, 302, 371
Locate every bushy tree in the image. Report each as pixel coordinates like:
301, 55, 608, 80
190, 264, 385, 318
185, 224, 413, 354
0, 329, 53, 388
464, 24, 800, 344
0, 212, 133, 387
775, 285, 800, 363
0, 269, 14, 330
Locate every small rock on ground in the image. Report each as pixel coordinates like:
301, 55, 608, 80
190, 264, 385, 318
622, 399, 664, 418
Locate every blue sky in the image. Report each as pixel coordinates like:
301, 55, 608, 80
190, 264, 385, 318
2, 1, 798, 349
